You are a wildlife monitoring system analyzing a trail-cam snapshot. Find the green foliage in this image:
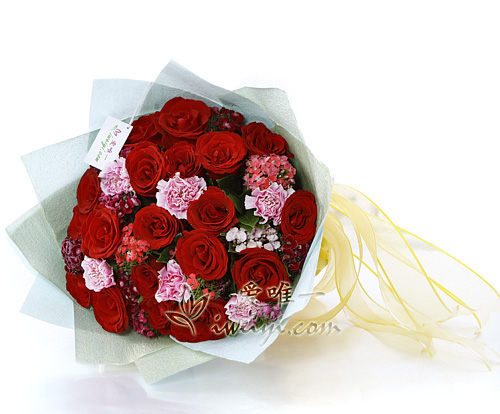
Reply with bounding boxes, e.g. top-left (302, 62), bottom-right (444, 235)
top-left (238, 209), bottom-right (260, 232)
top-left (137, 195), bottom-right (155, 208)
top-left (216, 174), bottom-right (242, 195)
top-left (157, 233), bottom-right (182, 263)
